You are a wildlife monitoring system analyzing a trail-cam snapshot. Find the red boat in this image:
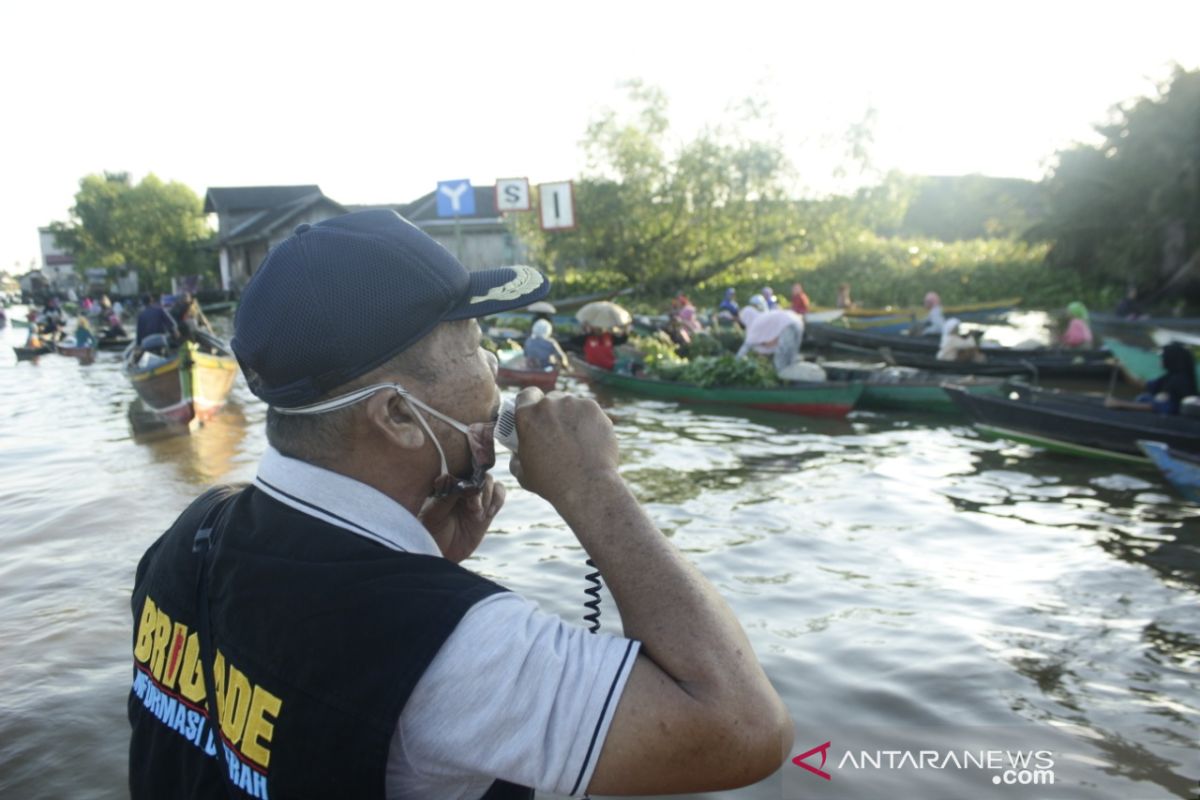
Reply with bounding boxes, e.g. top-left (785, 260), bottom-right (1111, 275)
top-left (496, 354), bottom-right (560, 391)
